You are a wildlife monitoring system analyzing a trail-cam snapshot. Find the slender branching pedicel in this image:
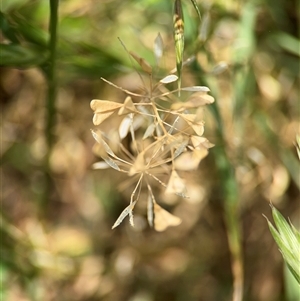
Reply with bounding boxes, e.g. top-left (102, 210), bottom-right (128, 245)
top-left (90, 39), bottom-right (214, 231)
